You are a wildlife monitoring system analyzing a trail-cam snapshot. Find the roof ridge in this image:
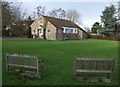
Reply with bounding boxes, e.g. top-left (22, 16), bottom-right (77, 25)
top-left (43, 16), bottom-right (73, 22)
